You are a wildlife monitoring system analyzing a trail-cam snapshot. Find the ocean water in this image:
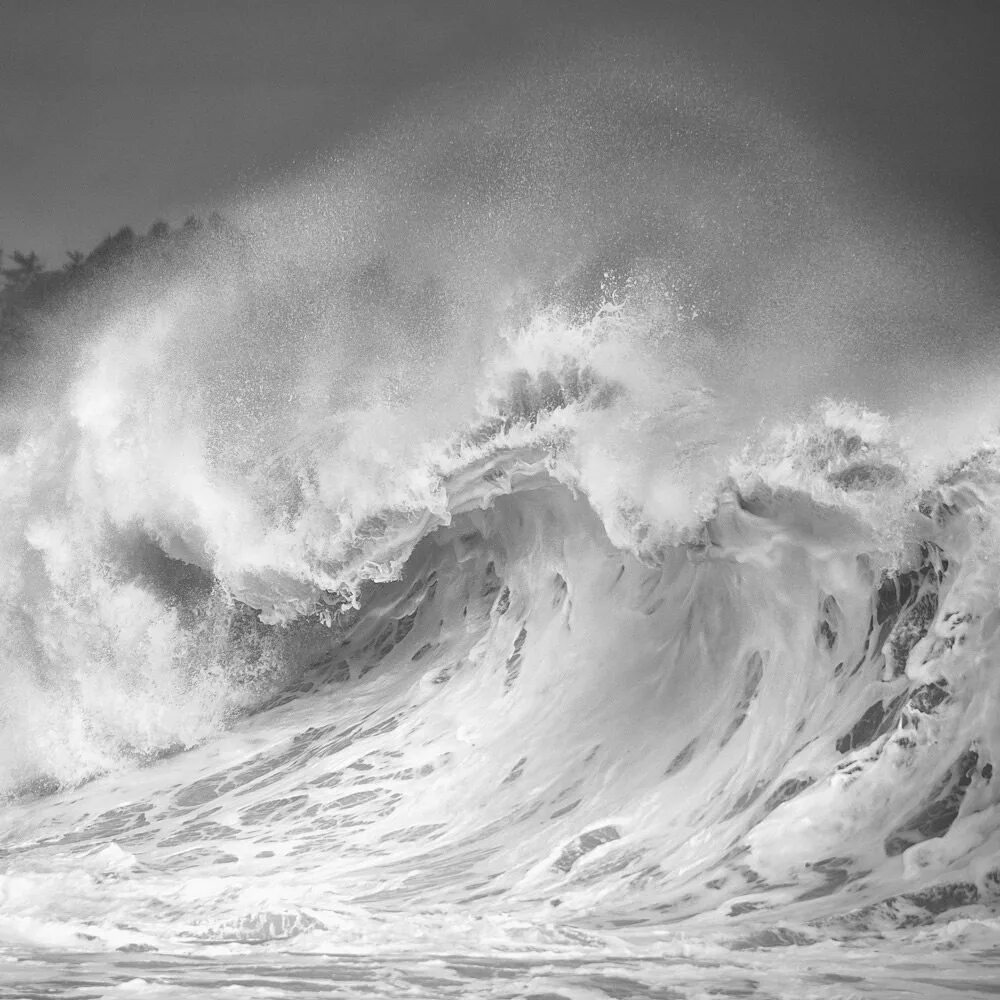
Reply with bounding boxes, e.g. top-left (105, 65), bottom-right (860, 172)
top-left (3, 52), bottom-right (1000, 999)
